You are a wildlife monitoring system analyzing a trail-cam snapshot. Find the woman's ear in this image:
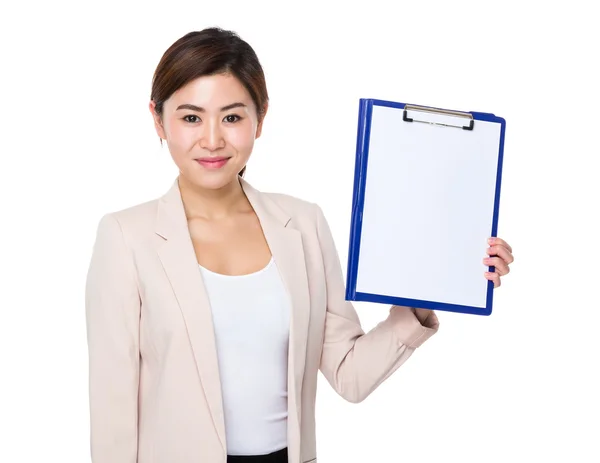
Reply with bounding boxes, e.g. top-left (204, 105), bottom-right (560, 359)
top-left (255, 103), bottom-right (269, 139)
top-left (149, 100), bottom-right (166, 140)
